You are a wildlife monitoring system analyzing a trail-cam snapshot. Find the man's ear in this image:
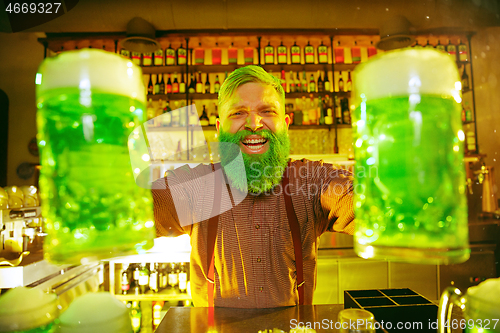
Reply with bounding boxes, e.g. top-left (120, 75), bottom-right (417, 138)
top-left (284, 114), bottom-right (291, 129)
top-left (216, 118), bottom-right (220, 134)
